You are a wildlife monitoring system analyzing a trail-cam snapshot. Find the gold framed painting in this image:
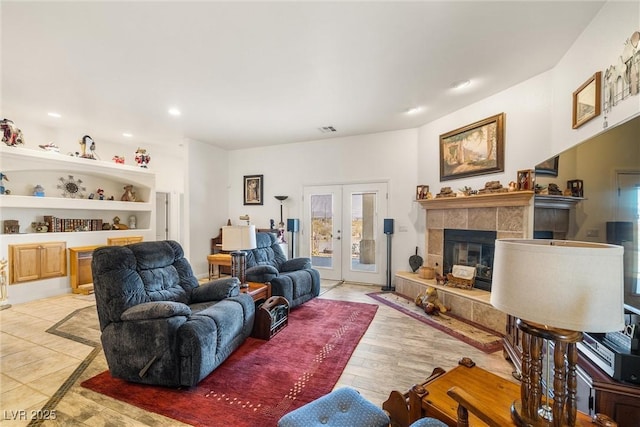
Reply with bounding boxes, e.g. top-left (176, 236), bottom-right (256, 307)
top-left (572, 71), bottom-right (601, 129)
top-left (439, 113), bottom-right (505, 181)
